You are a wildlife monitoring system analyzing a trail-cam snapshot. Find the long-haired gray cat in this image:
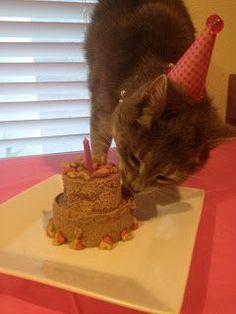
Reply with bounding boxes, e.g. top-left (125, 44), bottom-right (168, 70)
top-left (85, 0), bottom-right (236, 193)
